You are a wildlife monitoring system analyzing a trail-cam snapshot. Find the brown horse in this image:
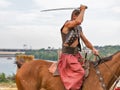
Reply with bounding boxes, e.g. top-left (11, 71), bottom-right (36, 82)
top-left (15, 51), bottom-right (120, 90)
